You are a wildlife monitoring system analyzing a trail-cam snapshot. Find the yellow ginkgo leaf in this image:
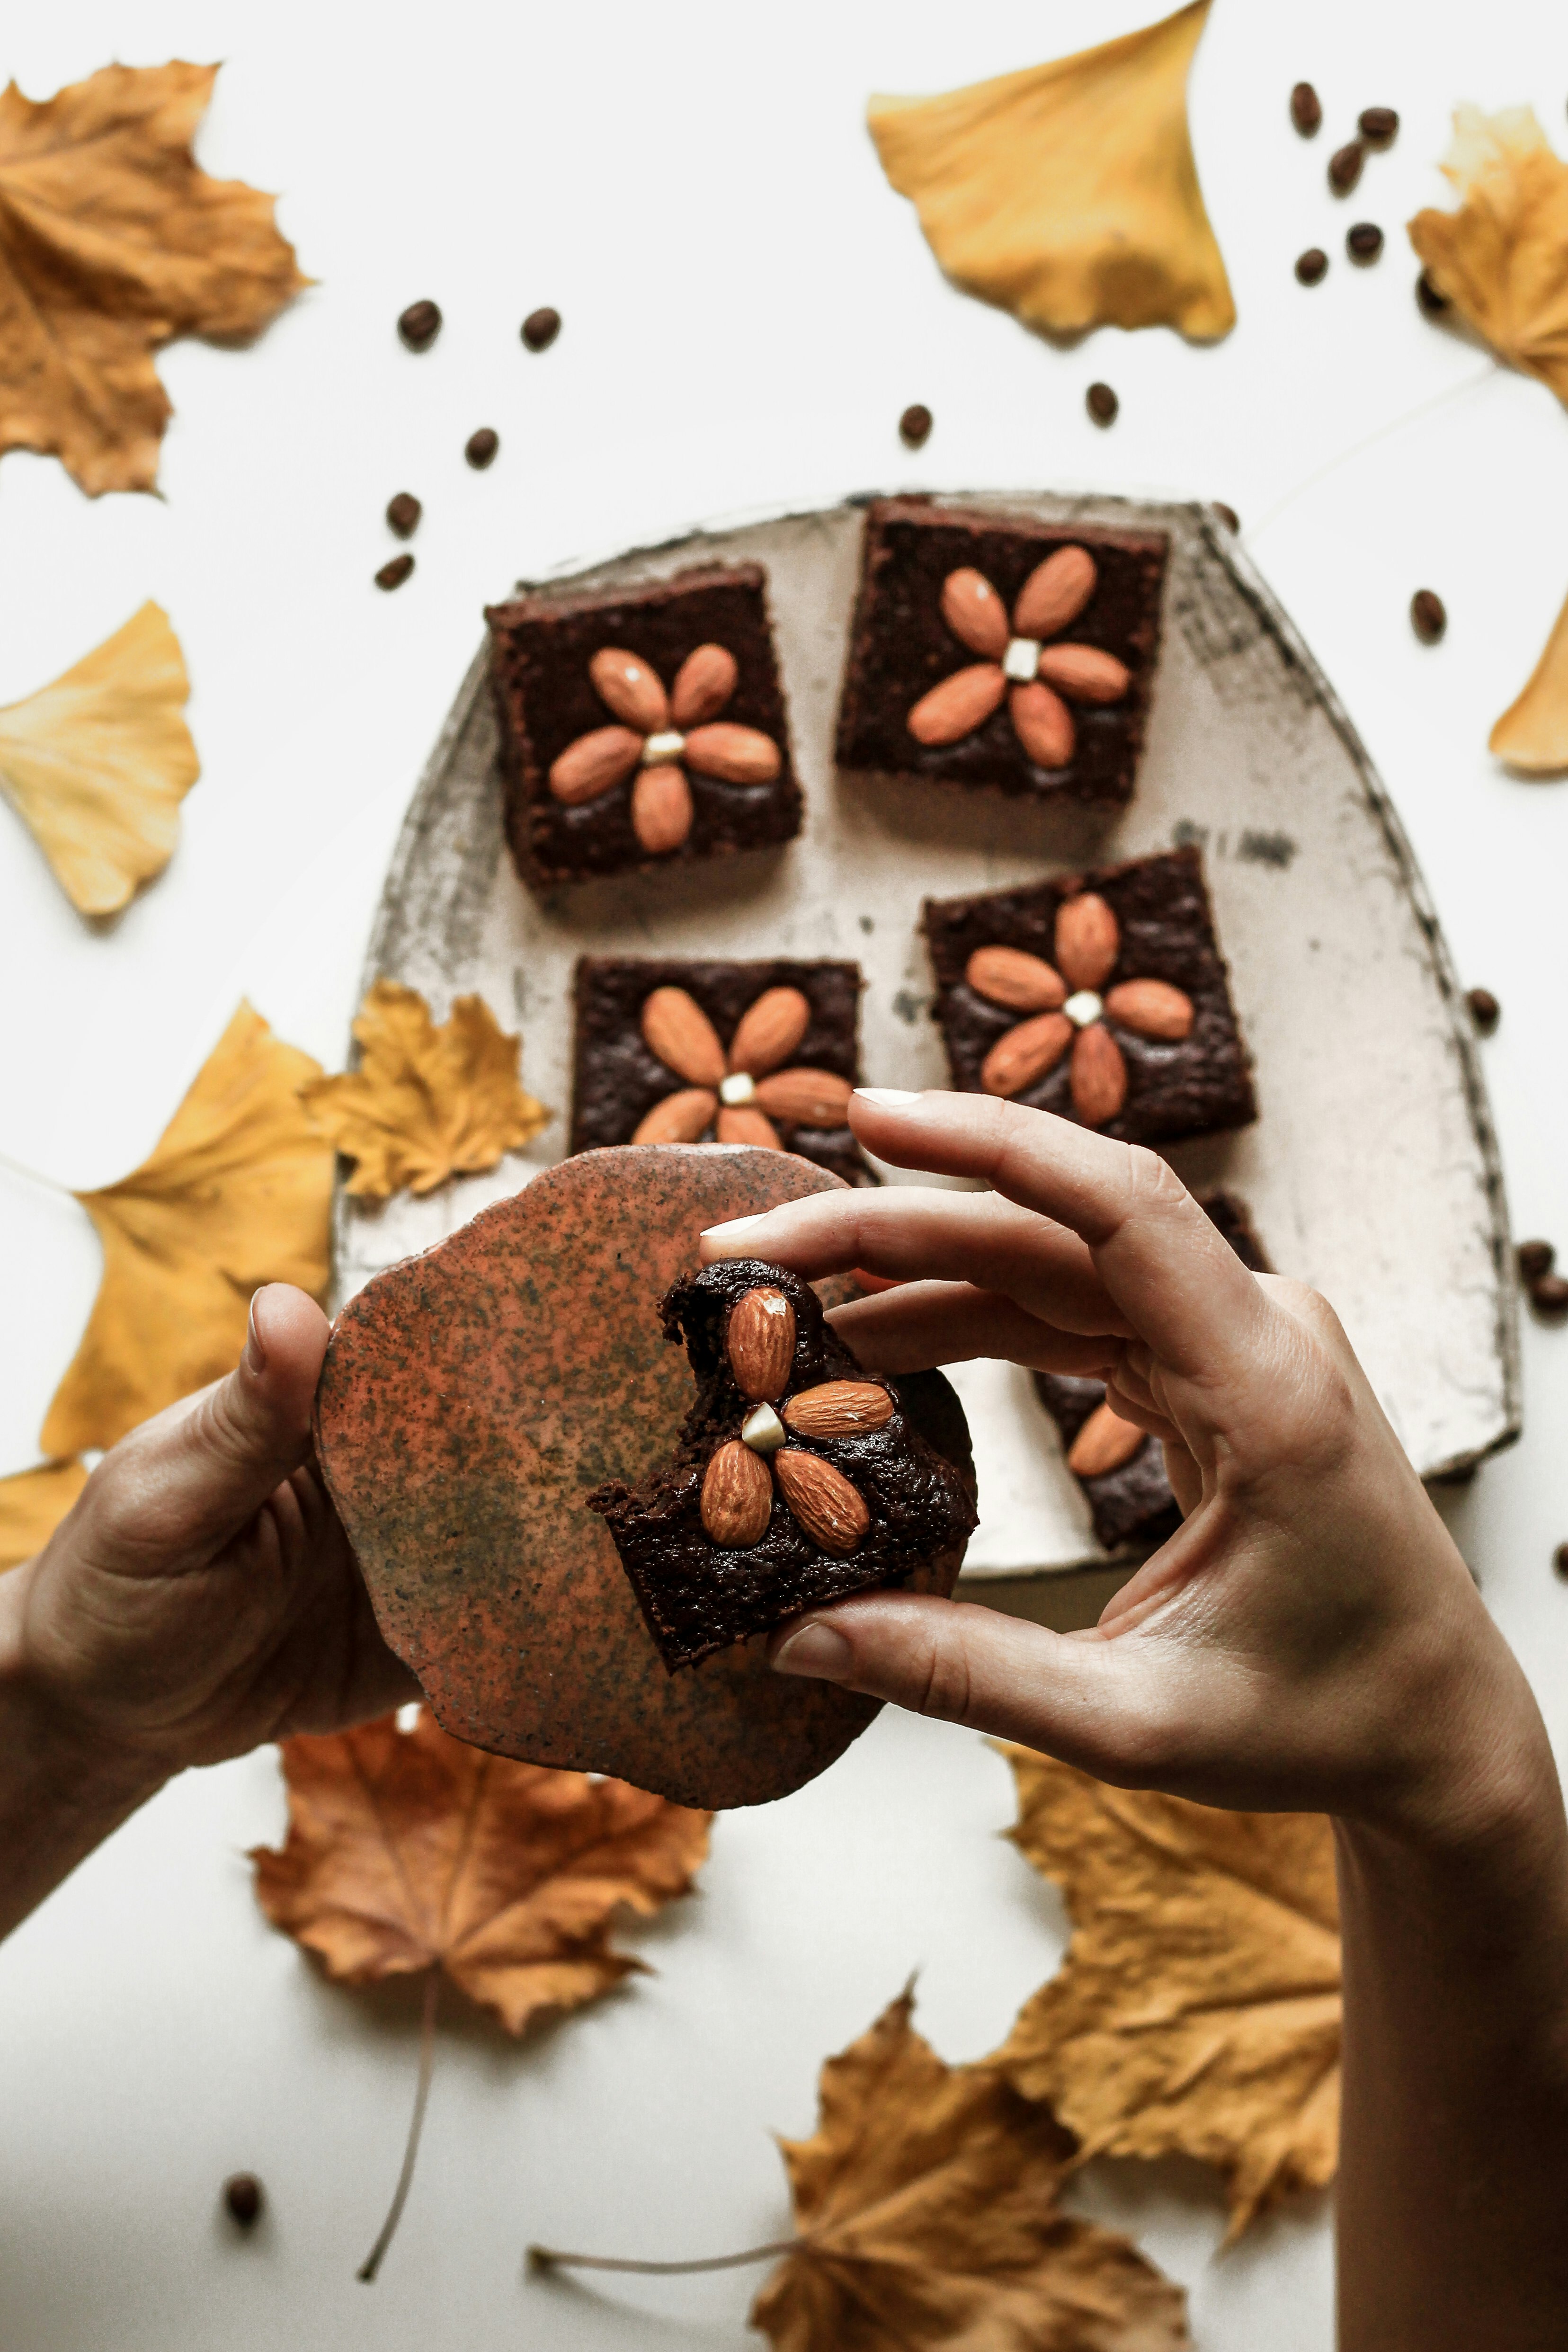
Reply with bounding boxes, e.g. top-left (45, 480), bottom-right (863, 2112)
top-left (1490, 586), bottom-right (1568, 774)
top-left (867, 0), bottom-right (1234, 344)
top-left (301, 979), bottom-right (552, 1201)
top-left (0, 601), bottom-right (200, 916)
top-left (41, 1002), bottom-right (334, 1457)
top-left (0, 1460), bottom-right (88, 1574)
top-left (1409, 107), bottom-right (1568, 407)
